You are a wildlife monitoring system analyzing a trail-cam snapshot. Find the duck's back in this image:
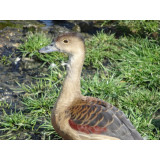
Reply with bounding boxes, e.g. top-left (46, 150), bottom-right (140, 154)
top-left (66, 96), bottom-right (143, 140)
